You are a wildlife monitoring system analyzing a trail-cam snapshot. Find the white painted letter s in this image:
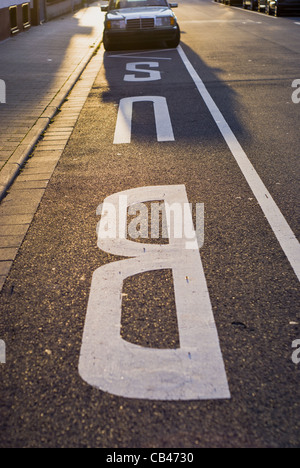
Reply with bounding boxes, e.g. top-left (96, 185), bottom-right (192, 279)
top-left (124, 62), bottom-right (161, 82)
